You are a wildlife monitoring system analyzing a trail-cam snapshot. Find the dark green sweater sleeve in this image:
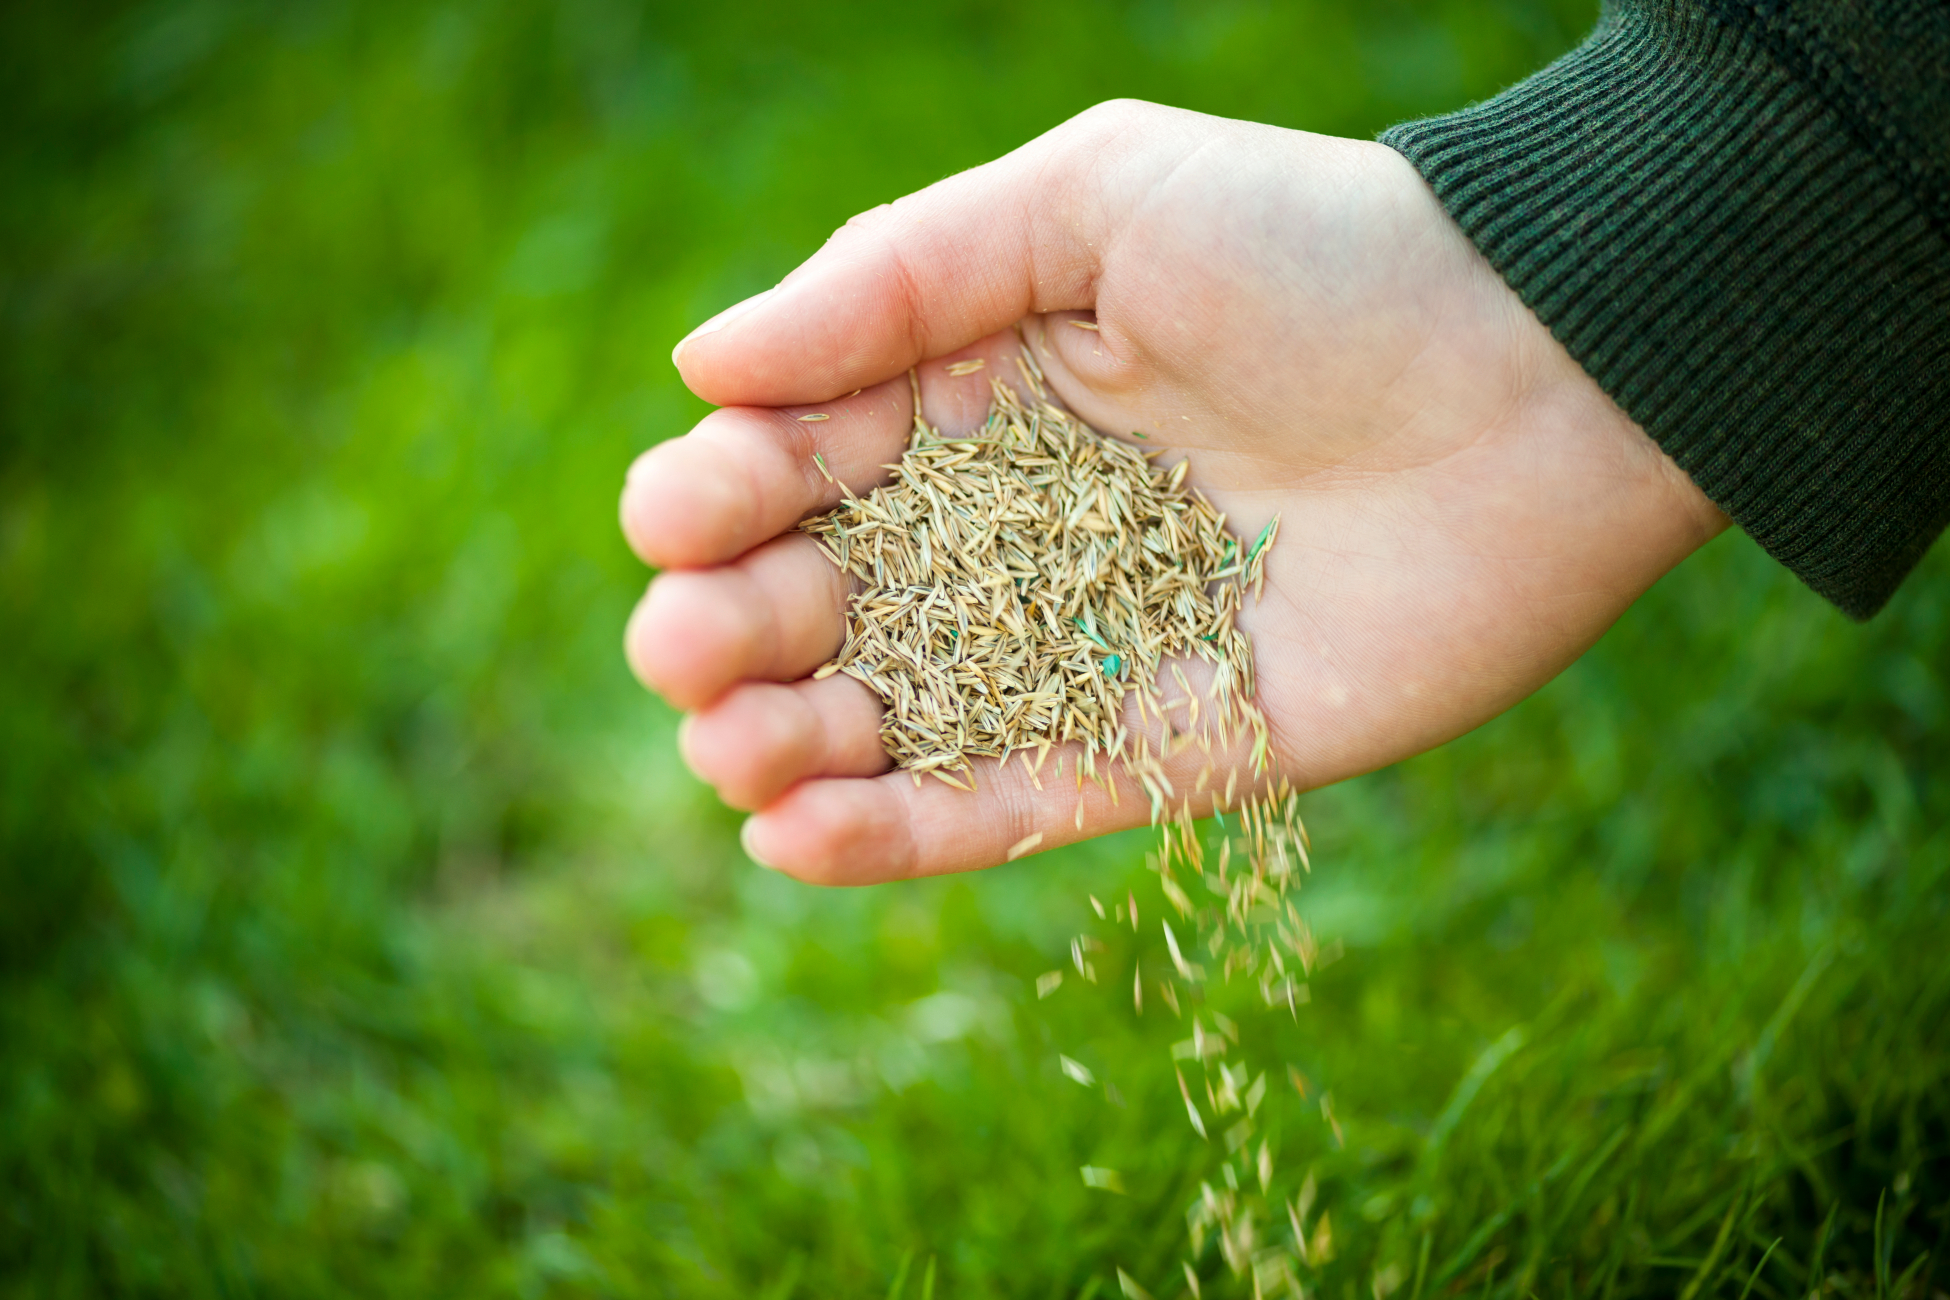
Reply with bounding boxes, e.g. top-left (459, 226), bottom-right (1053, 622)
top-left (1380, 0), bottom-right (1950, 619)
